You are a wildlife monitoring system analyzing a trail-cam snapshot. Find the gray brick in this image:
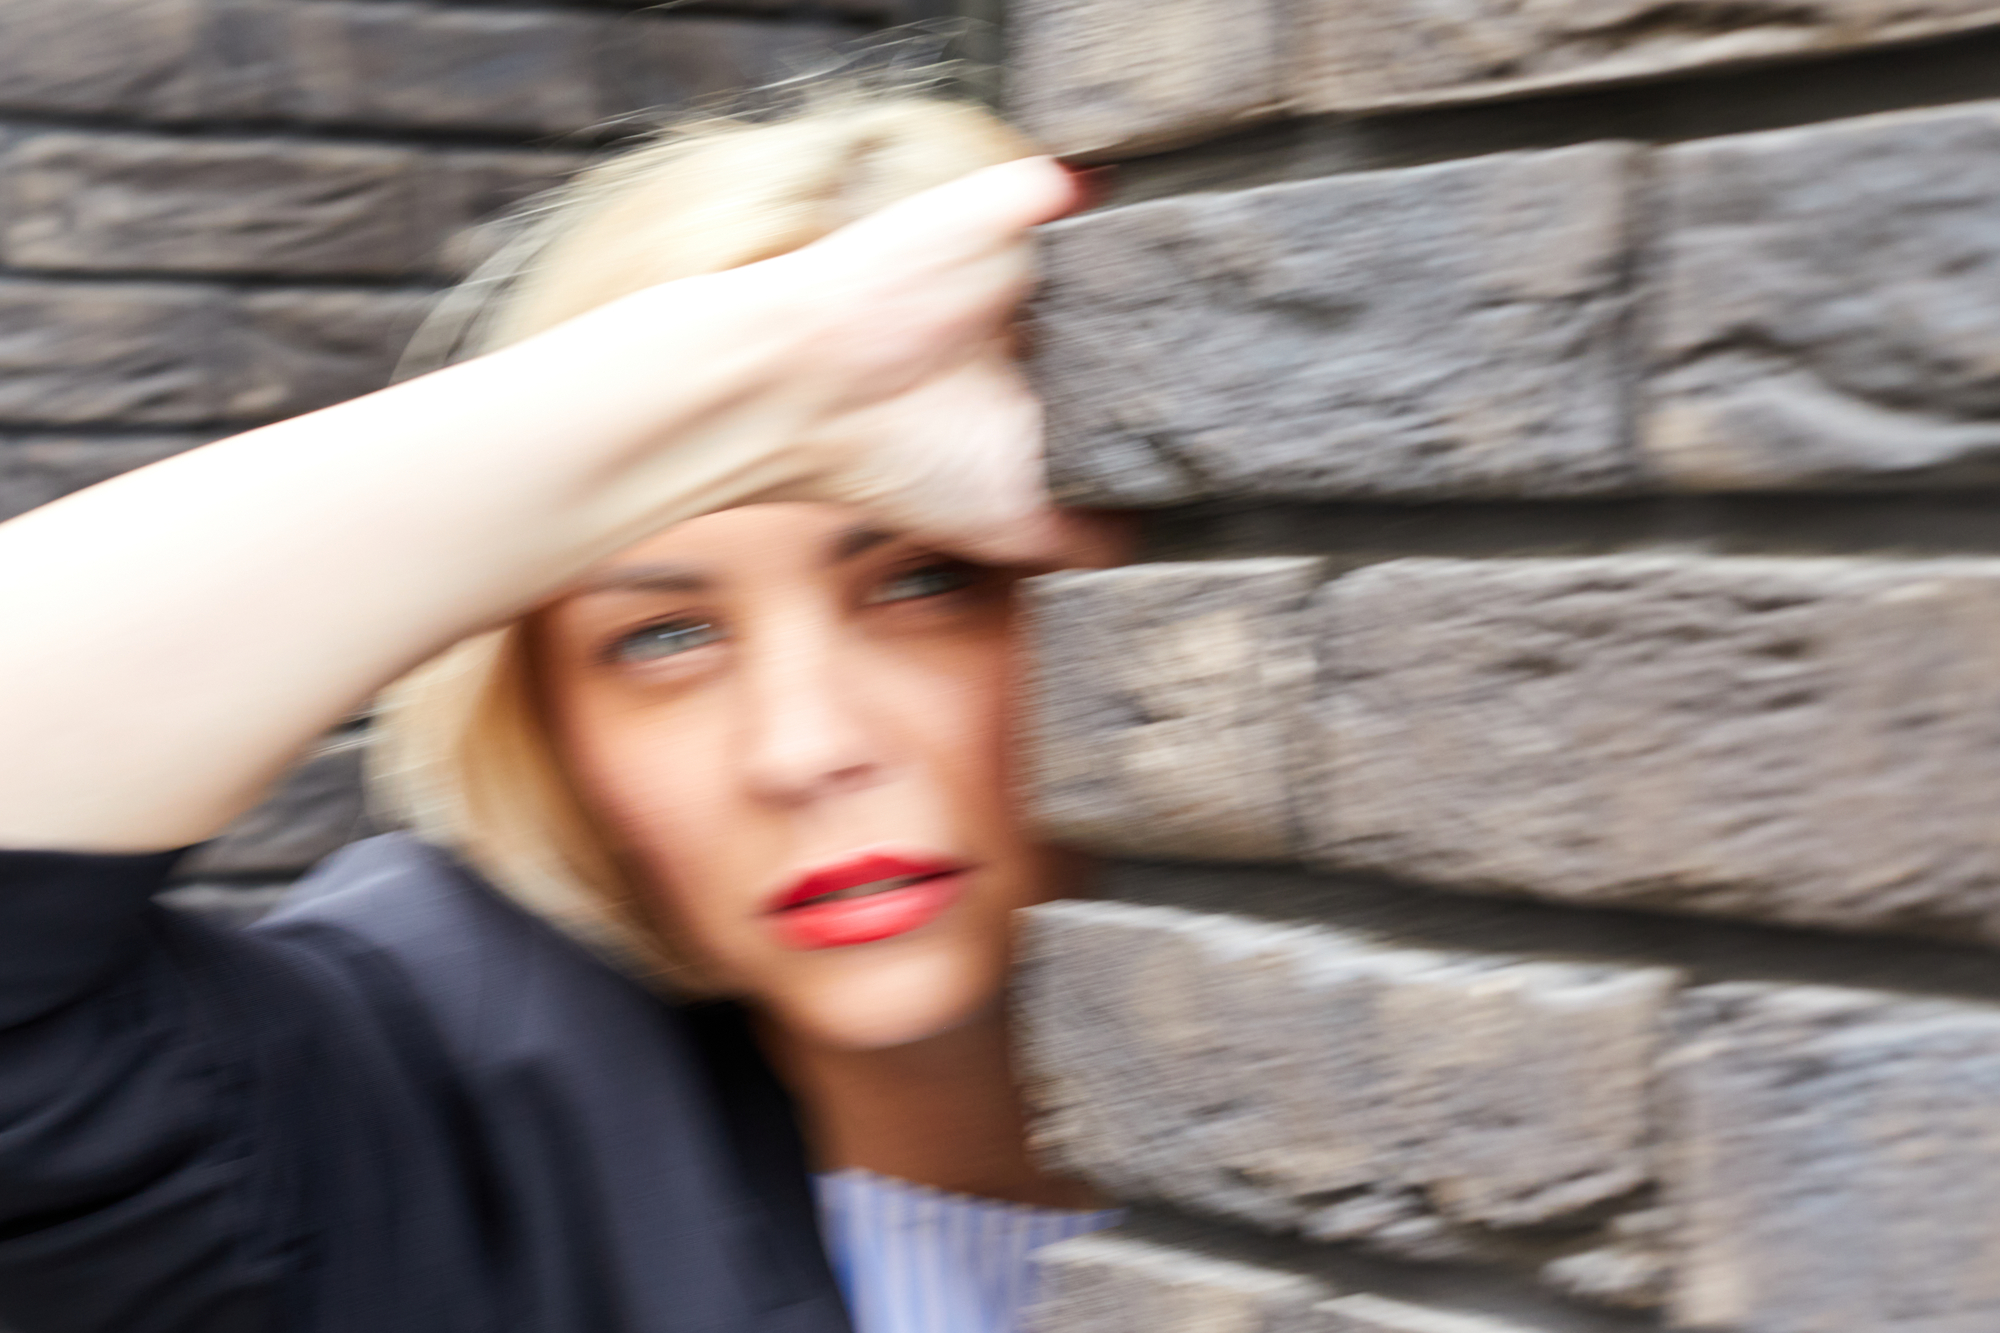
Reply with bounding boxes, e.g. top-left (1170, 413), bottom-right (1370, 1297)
top-left (2, 134), bottom-right (426, 277)
top-left (1031, 144), bottom-right (1638, 507)
top-left (1311, 557), bottom-right (2000, 942)
top-left (195, 0), bottom-right (294, 123)
top-left (0, 281), bottom-right (437, 428)
top-left (1027, 1233), bottom-right (1326, 1333)
top-left (0, 0), bottom-right (206, 119)
top-left (1291, 0), bottom-right (2000, 113)
top-left (599, 17), bottom-right (850, 120)
top-left (1666, 984), bottom-right (2000, 1331)
top-left (0, 434), bottom-right (208, 523)
top-left (1005, 0), bottom-right (1285, 160)
top-left (177, 733), bottom-right (374, 879)
top-left (1017, 901), bottom-right (1675, 1249)
top-left (1023, 560), bottom-right (1321, 862)
top-left (1646, 103), bottom-right (2000, 492)
top-left (1314, 1296), bottom-right (1556, 1333)
top-left (0, 282), bottom-right (223, 425)
top-left (222, 289), bottom-right (433, 421)
top-left (280, 3), bottom-right (605, 135)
